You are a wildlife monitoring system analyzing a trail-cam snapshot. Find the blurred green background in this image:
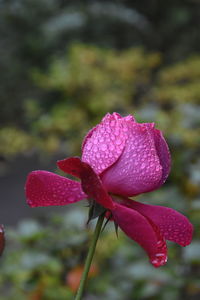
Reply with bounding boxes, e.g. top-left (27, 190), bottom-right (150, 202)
top-left (0, 0), bottom-right (200, 299)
